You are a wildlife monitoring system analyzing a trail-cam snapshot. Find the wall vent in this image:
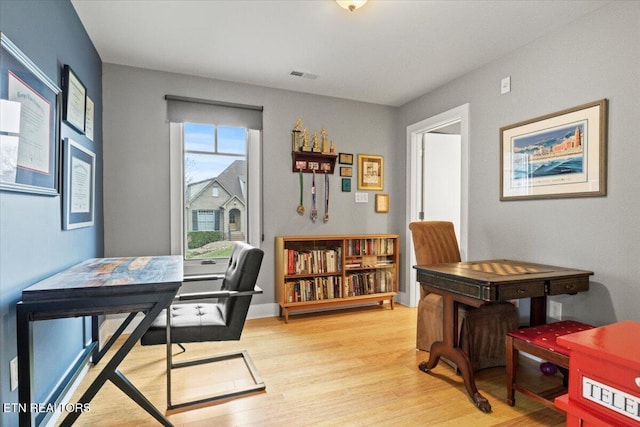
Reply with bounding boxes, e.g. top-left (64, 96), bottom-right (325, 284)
top-left (290, 70), bottom-right (318, 80)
